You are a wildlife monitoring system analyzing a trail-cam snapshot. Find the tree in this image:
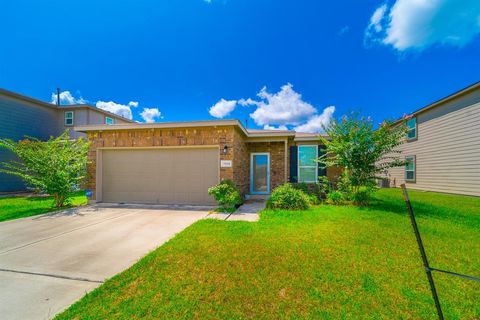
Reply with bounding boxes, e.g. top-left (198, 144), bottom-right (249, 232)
top-left (0, 131), bottom-right (90, 207)
top-left (320, 114), bottom-right (405, 204)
